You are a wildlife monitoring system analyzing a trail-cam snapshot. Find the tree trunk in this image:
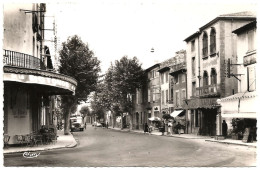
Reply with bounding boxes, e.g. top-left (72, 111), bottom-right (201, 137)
top-left (64, 108), bottom-right (71, 135)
